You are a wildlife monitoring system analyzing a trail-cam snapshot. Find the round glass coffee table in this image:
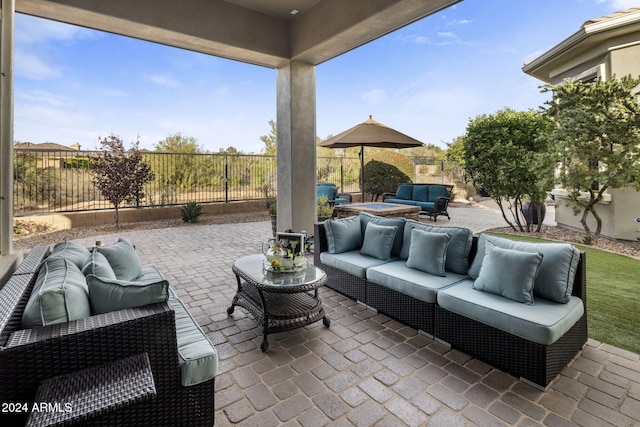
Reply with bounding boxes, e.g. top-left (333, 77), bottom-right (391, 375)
top-left (227, 254), bottom-right (330, 351)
